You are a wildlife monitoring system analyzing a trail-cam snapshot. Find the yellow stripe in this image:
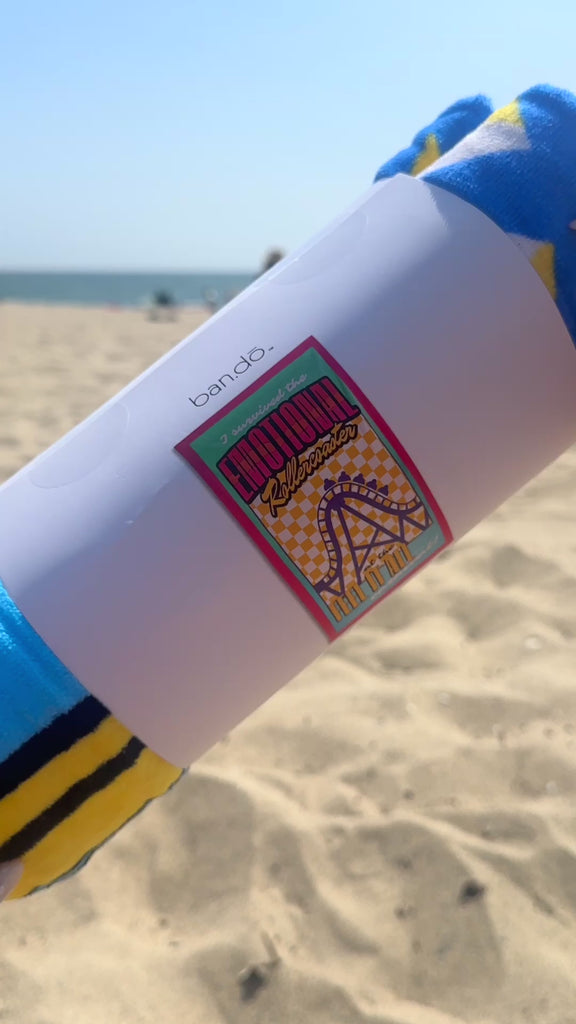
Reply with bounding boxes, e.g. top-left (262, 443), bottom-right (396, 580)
top-left (530, 243), bottom-right (557, 299)
top-left (487, 100), bottom-right (523, 128)
top-left (8, 747), bottom-right (182, 898)
top-left (0, 715), bottom-right (133, 846)
top-left (412, 134), bottom-right (441, 176)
